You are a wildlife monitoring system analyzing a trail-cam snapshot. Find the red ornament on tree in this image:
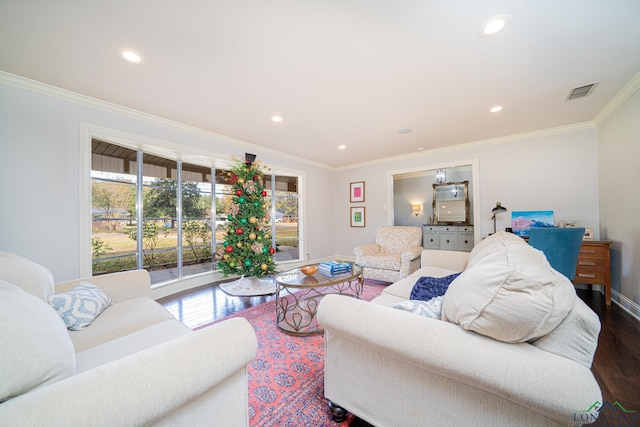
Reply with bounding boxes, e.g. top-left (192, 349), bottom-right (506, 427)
top-left (225, 245), bottom-right (234, 253)
top-left (236, 228), bottom-right (244, 235)
top-left (236, 189), bottom-right (243, 196)
top-left (261, 190), bottom-right (267, 197)
top-left (253, 174), bottom-right (260, 182)
top-left (268, 247), bottom-right (275, 254)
